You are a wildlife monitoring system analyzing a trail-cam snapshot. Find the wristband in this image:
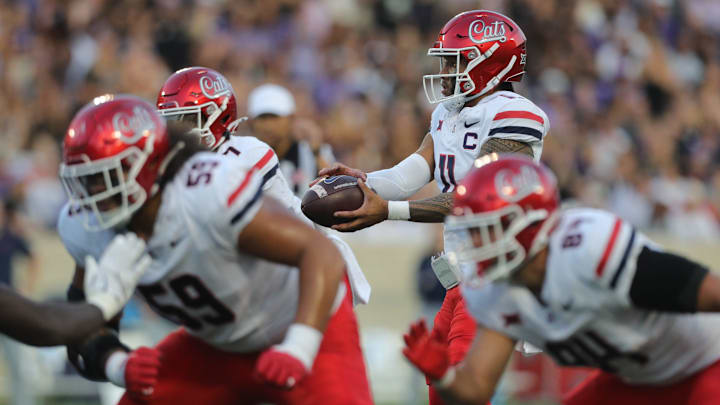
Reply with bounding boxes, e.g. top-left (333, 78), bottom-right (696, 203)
top-left (273, 323), bottom-right (323, 371)
top-left (105, 351), bottom-right (129, 387)
top-left (387, 201), bottom-right (410, 220)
